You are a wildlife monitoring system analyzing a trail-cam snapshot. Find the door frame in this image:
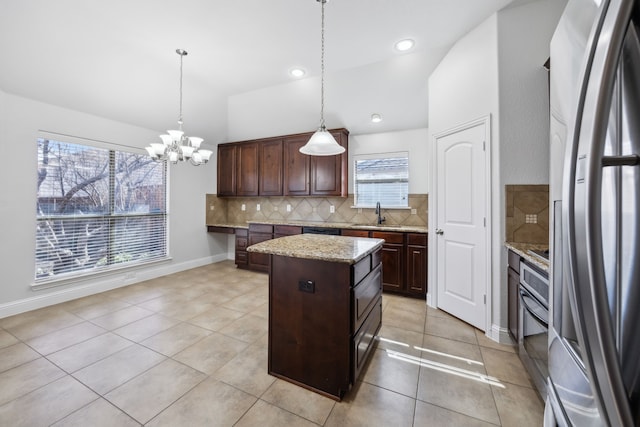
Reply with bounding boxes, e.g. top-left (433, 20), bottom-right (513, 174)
top-left (428, 115), bottom-right (492, 333)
